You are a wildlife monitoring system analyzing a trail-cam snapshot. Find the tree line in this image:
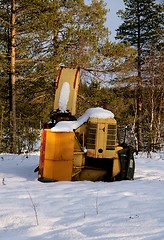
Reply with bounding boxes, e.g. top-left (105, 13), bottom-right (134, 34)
top-left (0, 0), bottom-right (163, 153)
